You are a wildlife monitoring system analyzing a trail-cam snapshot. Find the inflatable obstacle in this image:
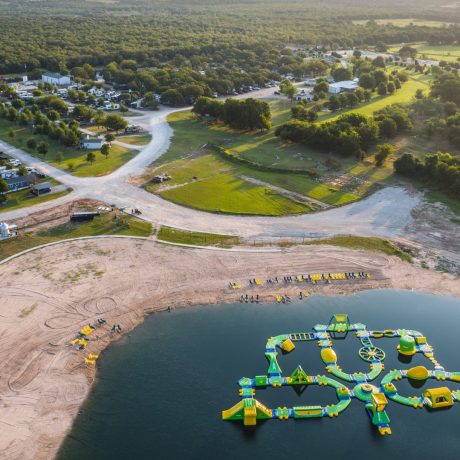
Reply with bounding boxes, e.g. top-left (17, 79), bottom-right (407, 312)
top-left (222, 314), bottom-right (460, 435)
